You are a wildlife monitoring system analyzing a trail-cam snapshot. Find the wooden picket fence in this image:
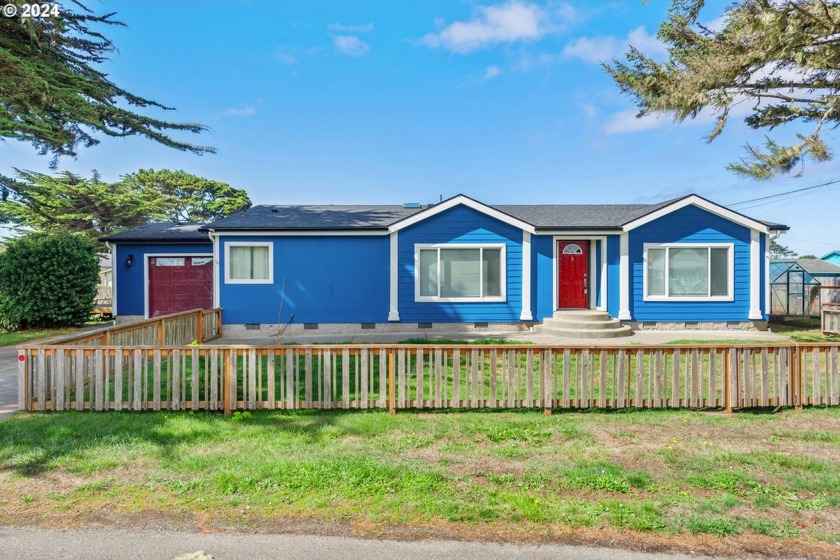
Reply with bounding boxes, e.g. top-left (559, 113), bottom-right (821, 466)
top-left (17, 342), bottom-right (840, 414)
top-left (56, 308), bottom-right (223, 346)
